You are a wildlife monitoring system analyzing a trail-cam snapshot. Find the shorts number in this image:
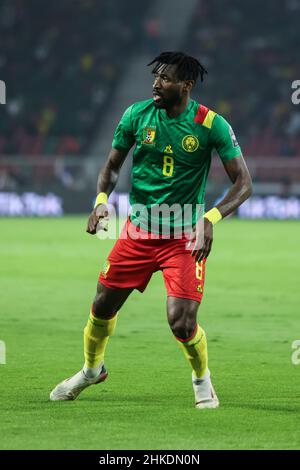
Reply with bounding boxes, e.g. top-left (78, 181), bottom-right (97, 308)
top-left (162, 155), bottom-right (174, 177)
top-left (195, 261), bottom-right (203, 280)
